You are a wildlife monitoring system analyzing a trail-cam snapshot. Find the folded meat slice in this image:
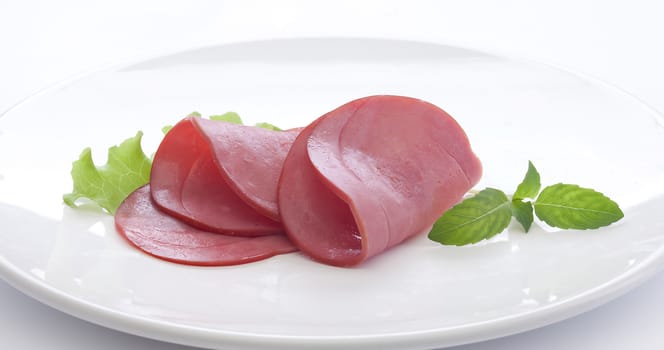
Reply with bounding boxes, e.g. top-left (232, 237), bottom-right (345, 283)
top-left (278, 95), bottom-right (482, 266)
top-left (116, 185), bottom-right (297, 266)
top-left (150, 116), bottom-right (299, 235)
